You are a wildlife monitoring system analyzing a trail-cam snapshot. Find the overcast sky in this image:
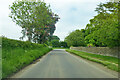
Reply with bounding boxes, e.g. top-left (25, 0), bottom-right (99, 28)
top-left (0, 0), bottom-right (108, 41)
